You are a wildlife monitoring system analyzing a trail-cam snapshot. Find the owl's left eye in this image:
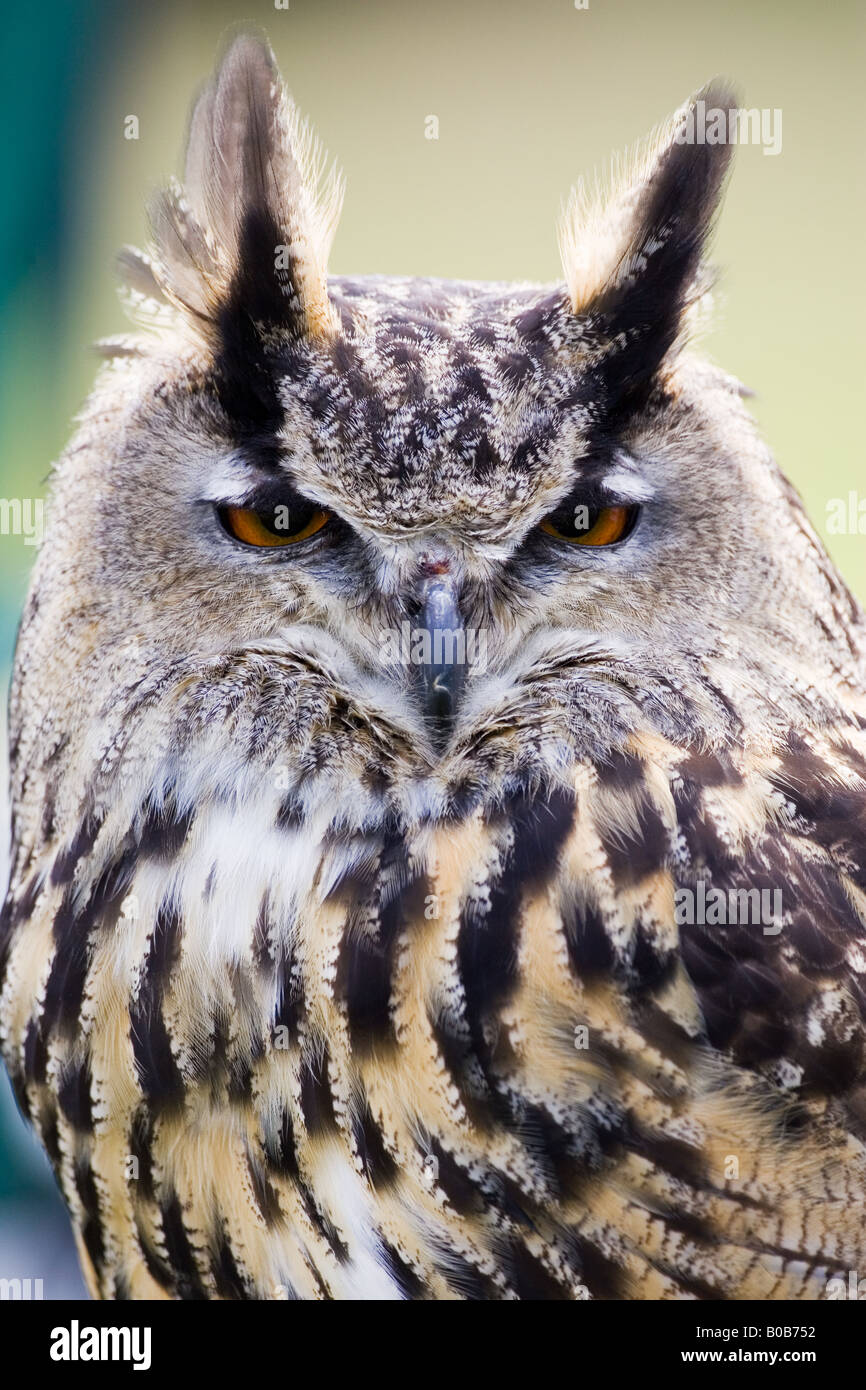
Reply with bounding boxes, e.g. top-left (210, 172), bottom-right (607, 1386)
top-left (218, 498), bottom-right (332, 547)
top-left (539, 502), bottom-right (637, 546)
